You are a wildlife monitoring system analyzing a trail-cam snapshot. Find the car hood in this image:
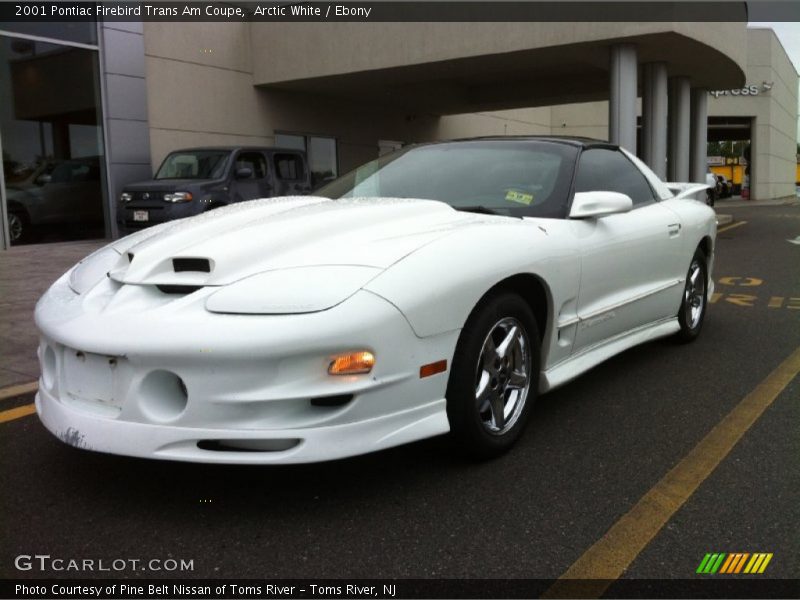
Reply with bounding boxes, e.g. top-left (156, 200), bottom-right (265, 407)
top-left (123, 179), bottom-right (219, 191)
top-left (108, 196), bottom-right (489, 286)
top-left (5, 186), bottom-right (31, 200)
